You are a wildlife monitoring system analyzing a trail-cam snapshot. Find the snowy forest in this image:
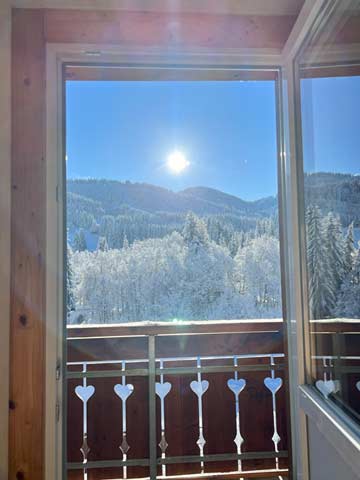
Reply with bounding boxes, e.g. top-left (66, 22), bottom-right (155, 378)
top-left (67, 173), bottom-right (360, 324)
top-left (306, 207), bottom-right (359, 319)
